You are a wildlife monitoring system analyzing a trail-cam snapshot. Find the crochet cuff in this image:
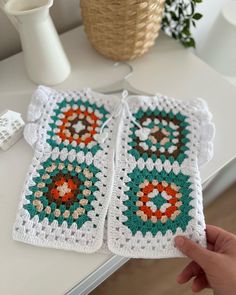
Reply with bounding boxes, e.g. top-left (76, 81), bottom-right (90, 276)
top-left (24, 86), bottom-right (53, 147)
top-left (192, 98), bottom-right (215, 167)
